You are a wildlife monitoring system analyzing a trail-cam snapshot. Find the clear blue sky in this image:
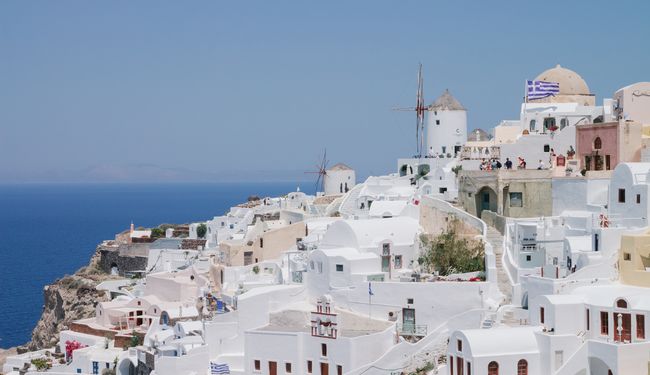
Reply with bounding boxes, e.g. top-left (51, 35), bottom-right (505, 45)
top-left (1, 1), bottom-right (648, 183)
